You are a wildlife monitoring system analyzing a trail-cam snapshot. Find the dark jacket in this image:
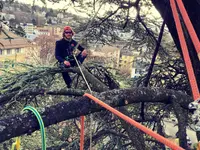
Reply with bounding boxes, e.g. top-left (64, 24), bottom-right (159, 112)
top-left (55, 38), bottom-right (84, 62)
